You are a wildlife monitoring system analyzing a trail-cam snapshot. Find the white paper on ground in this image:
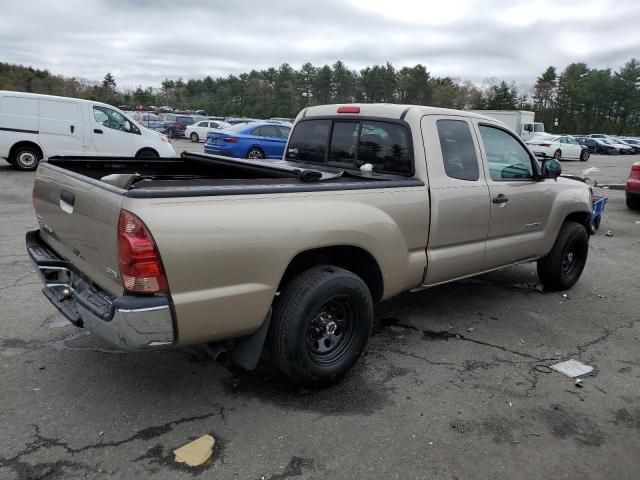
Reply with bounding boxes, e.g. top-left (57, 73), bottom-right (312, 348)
top-left (550, 359), bottom-right (594, 378)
